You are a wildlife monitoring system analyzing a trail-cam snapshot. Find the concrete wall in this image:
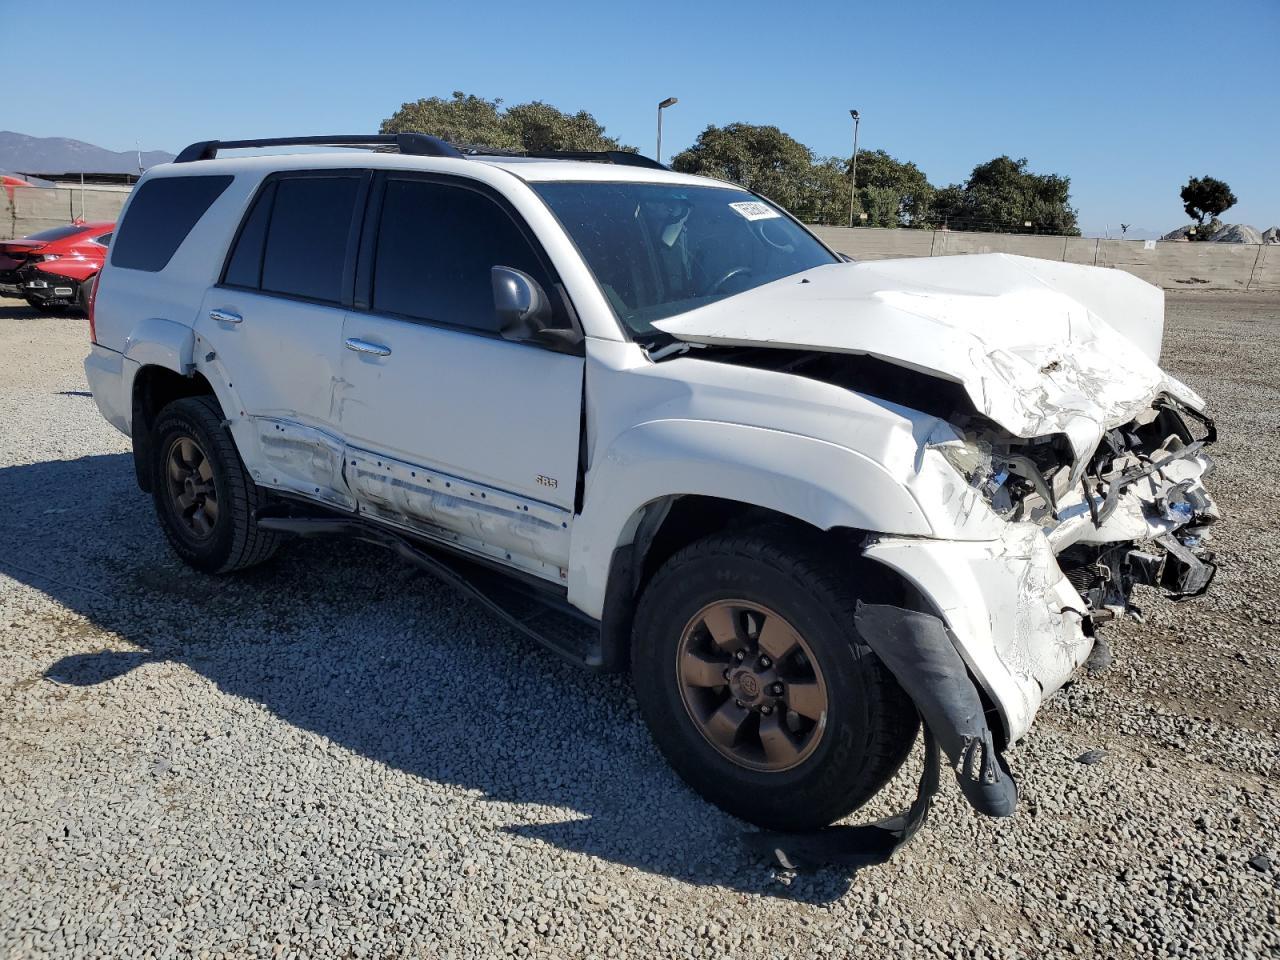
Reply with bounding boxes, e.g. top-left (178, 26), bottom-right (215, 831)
top-left (812, 226), bottom-right (1278, 292)
top-left (4, 185), bottom-right (1276, 292)
top-left (2, 185), bottom-right (131, 240)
